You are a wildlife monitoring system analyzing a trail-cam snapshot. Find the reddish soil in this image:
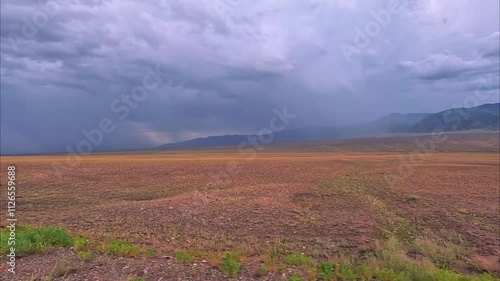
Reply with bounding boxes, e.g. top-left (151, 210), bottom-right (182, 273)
top-left (0, 135), bottom-right (498, 280)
